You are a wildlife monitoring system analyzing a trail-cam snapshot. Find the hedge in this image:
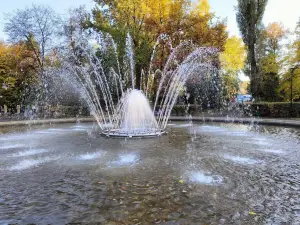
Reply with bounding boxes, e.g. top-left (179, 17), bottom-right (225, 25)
top-left (170, 103), bottom-right (300, 118)
top-left (4, 102), bottom-right (298, 119)
top-left (249, 102), bottom-right (300, 118)
top-left (39, 106), bottom-right (90, 118)
top-left (171, 105), bottom-right (201, 116)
